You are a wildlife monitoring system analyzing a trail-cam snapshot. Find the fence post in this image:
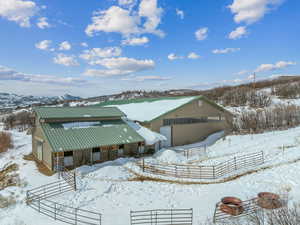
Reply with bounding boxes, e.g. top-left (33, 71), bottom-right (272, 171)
top-left (38, 198), bottom-right (41, 212)
top-left (73, 171), bottom-right (77, 191)
top-left (213, 166), bottom-right (215, 179)
top-left (142, 158), bottom-right (145, 172)
top-left (100, 213), bottom-right (102, 225)
top-left (54, 202), bottom-right (56, 220)
top-left (75, 208), bottom-right (78, 225)
top-left (171, 209), bottom-right (173, 224)
top-left (234, 157), bottom-right (237, 170)
top-left (261, 151), bottom-right (264, 164)
top-left (26, 191), bottom-right (29, 205)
